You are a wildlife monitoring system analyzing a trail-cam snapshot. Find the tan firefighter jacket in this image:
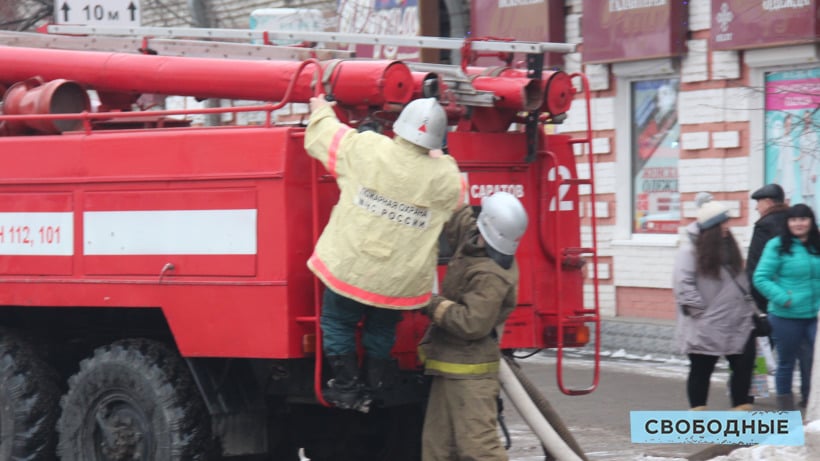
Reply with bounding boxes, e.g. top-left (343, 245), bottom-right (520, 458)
top-left (419, 205), bottom-right (519, 378)
top-left (304, 105), bottom-right (465, 309)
